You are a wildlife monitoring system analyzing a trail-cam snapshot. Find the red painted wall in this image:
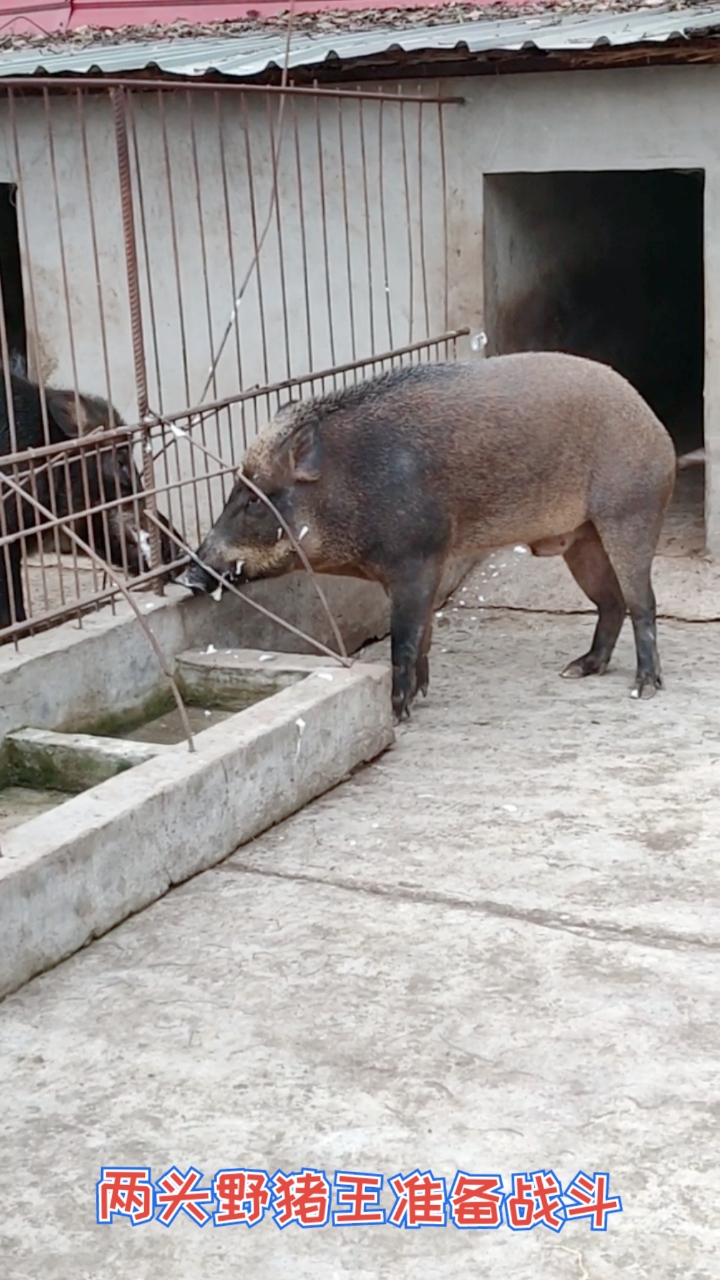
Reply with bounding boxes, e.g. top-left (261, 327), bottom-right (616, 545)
top-left (0, 0), bottom-right (540, 41)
